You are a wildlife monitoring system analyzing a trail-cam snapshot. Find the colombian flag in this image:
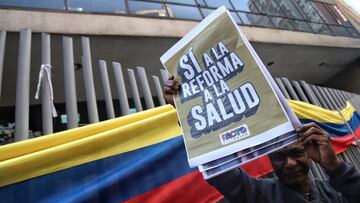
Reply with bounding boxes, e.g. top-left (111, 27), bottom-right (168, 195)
top-left (290, 100), bottom-right (360, 154)
top-left (0, 101), bottom-right (359, 202)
